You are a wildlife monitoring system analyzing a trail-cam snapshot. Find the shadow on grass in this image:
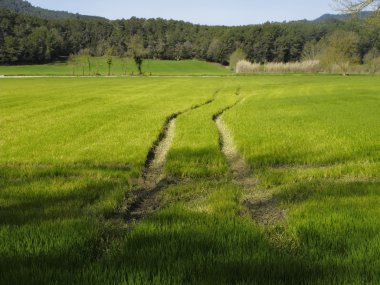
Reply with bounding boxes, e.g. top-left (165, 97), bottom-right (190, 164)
top-left (277, 180), bottom-right (380, 204)
top-left (1, 164), bottom-right (379, 284)
top-left (0, 162), bottom-right (130, 284)
top-left (0, 180), bottom-right (121, 226)
top-left (86, 209), bottom-right (331, 285)
top-left (167, 147), bottom-right (228, 178)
